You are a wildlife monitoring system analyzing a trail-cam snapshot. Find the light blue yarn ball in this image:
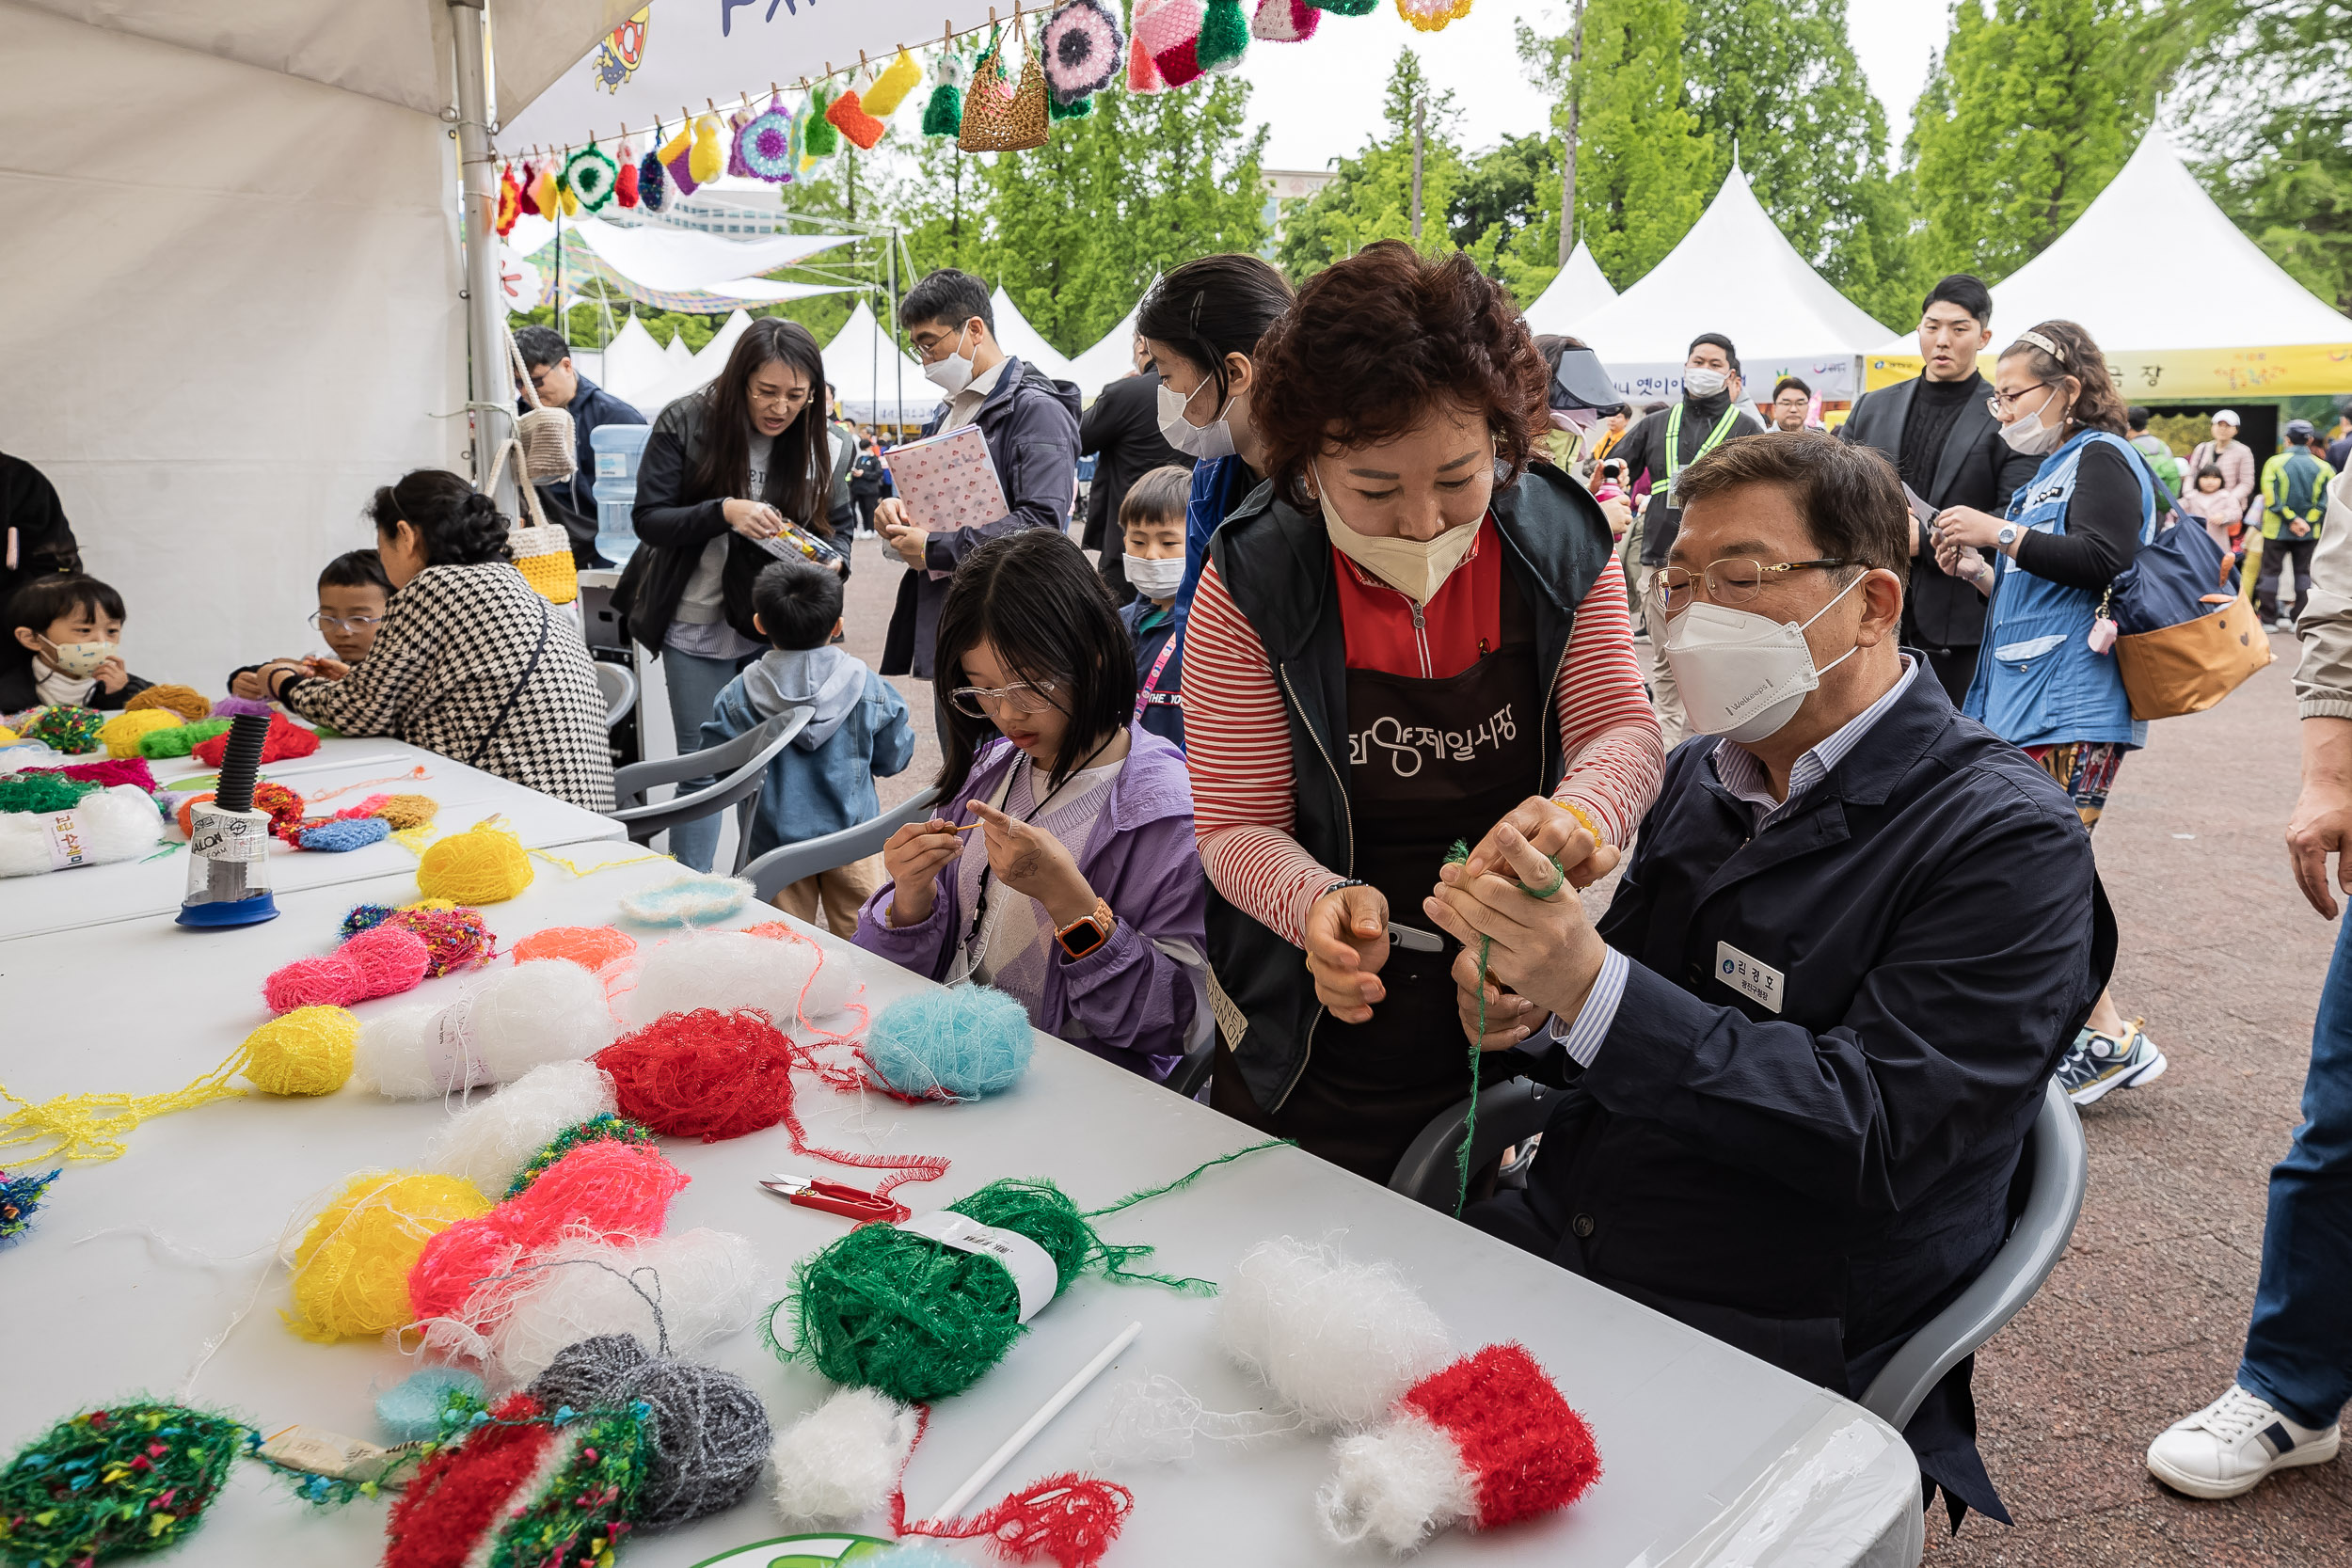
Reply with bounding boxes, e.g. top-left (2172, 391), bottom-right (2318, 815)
top-left (374, 1367), bottom-right (485, 1441)
top-left (299, 816), bottom-right (390, 852)
top-left (872, 1544), bottom-right (971, 1567)
top-left (866, 985), bottom-right (1034, 1101)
